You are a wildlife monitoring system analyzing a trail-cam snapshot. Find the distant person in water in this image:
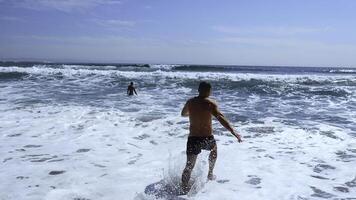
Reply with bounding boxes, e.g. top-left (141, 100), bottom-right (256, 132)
top-left (127, 82), bottom-right (137, 96)
top-left (180, 81), bottom-right (242, 193)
